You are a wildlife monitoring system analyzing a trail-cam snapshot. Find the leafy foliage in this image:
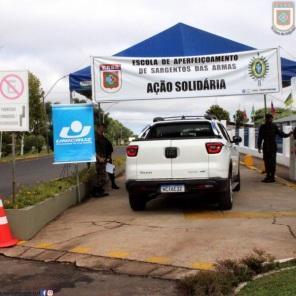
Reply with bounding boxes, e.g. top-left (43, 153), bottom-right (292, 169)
top-left (206, 105), bottom-right (230, 121)
top-left (24, 135), bottom-right (45, 153)
top-left (28, 72), bottom-right (46, 135)
top-left (3, 176), bottom-right (77, 209)
top-left (3, 167), bottom-right (94, 209)
top-left (73, 98), bottom-right (133, 144)
top-left (234, 110), bottom-right (249, 127)
top-left (254, 107), bottom-right (296, 125)
top-left (178, 249), bottom-right (281, 296)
